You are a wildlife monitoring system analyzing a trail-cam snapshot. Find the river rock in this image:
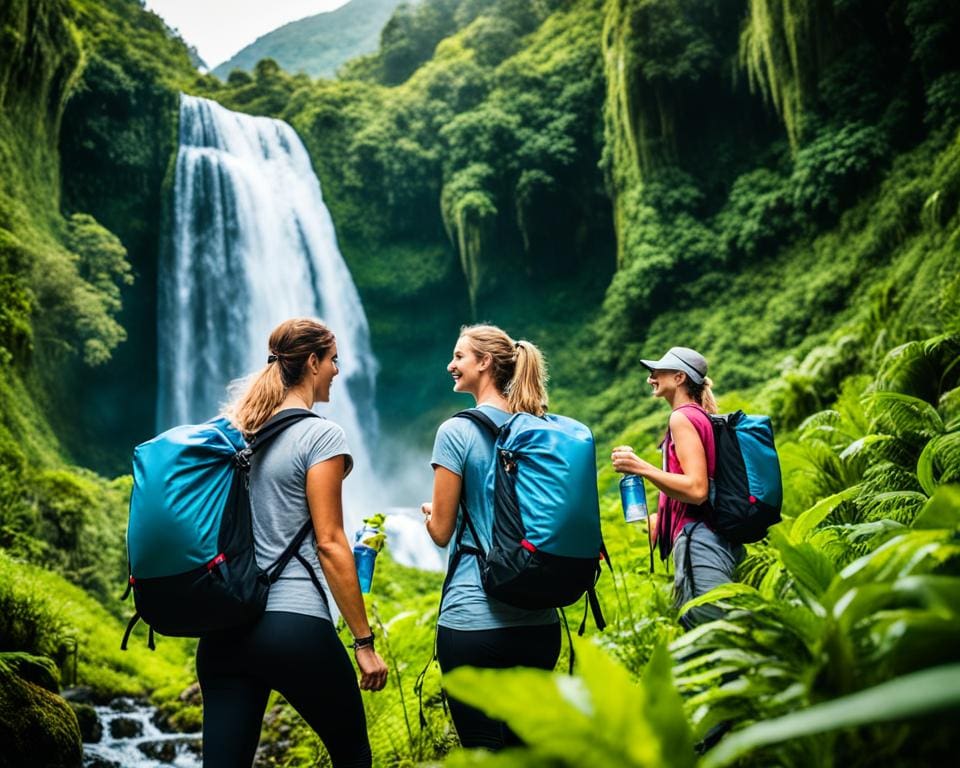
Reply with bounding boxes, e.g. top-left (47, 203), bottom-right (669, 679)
top-left (107, 695), bottom-right (140, 712)
top-left (83, 756), bottom-right (121, 768)
top-left (62, 685), bottom-right (97, 704)
top-left (138, 736), bottom-right (201, 762)
top-left (109, 715), bottom-right (143, 739)
top-left (0, 668), bottom-right (82, 768)
top-left (179, 681), bottom-right (202, 705)
top-left (70, 701), bottom-right (102, 742)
